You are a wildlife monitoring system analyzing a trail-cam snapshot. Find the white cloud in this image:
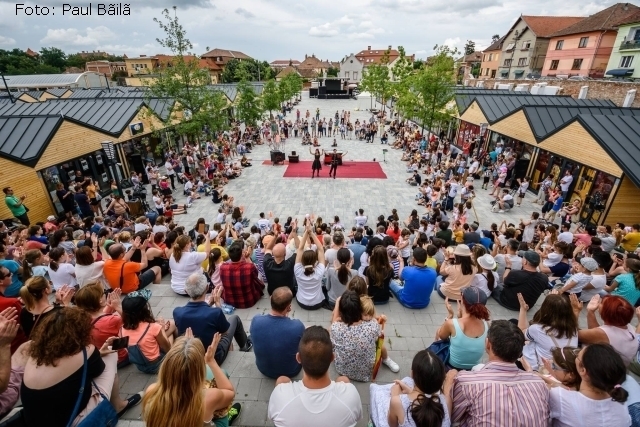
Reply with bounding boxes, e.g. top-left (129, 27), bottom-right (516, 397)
top-left (359, 20), bottom-right (374, 29)
top-left (235, 7), bottom-right (255, 19)
top-left (442, 37), bottom-right (462, 50)
top-left (0, 35), bottom-right (15, 45)
top-left (309, 22), bottom-right (340, 37)
top-left (40, 26), bottom-right (116, 46)
top-left (347, 32), bottom-right (375, 40)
